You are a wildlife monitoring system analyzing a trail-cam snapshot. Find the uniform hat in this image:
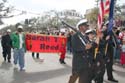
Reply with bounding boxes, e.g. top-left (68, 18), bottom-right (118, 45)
top-left (85, 29), bottom-right (96, 35)
top-left (17, 25), bottom-right (23, 29)
top-left (60, 29), bottom-right (65, 33)
top-left (7, 29), bottom-right (11, 32)
top-left (76, 19), bottom-right (89, 29)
